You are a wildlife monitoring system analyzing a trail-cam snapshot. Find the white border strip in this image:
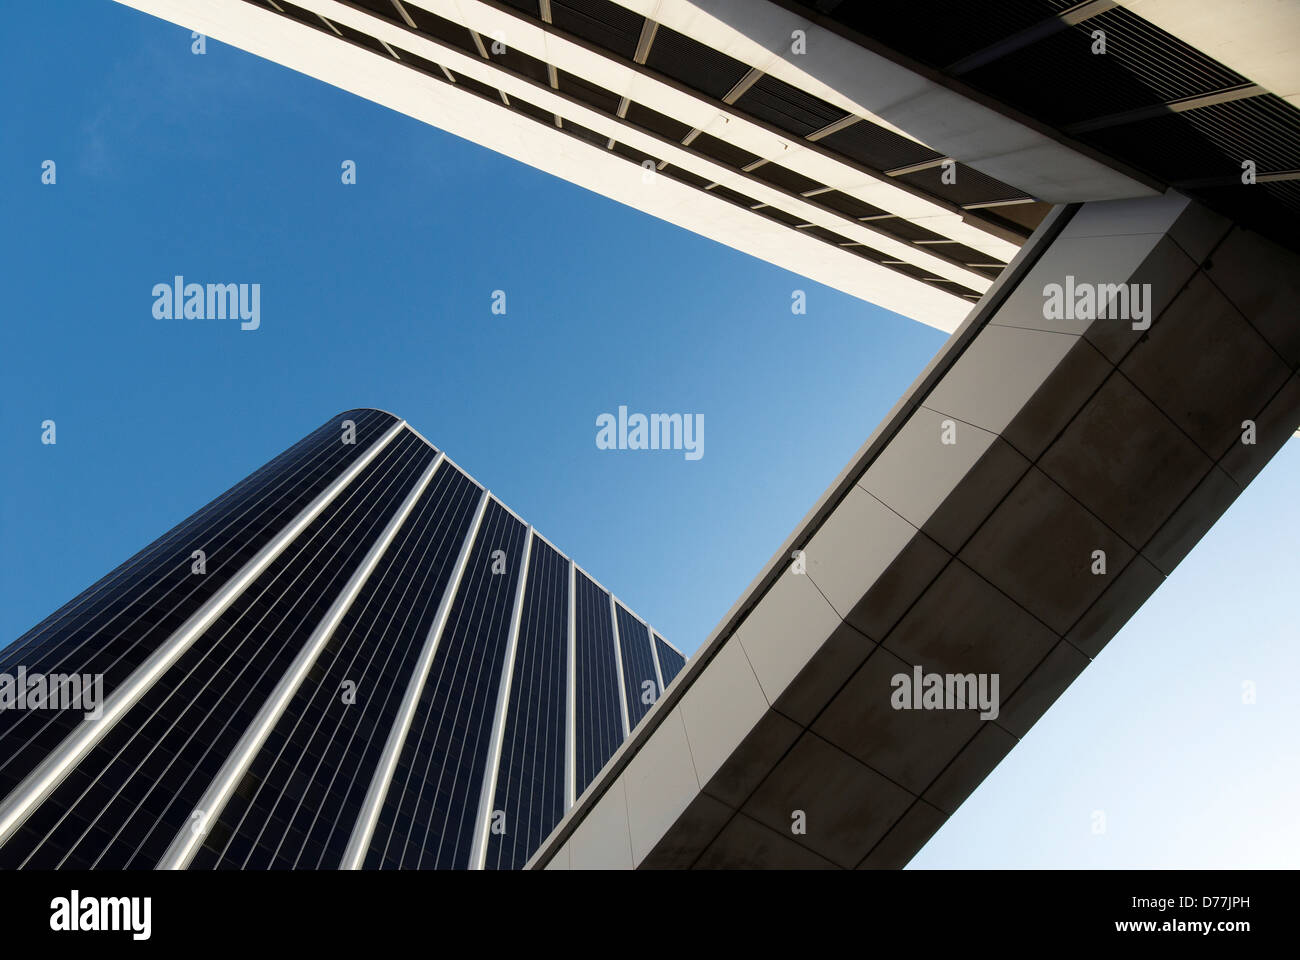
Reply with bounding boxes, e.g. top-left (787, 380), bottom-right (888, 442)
top-left (158, 449), bottom-right (444, 869)
top-left (339, 486), bottom-right (490, 869)
top-left (564, 560), bottom-right (577, 811)
top-left (467, 524), bottom-right (534, 870)
top-left (646, 622), bottom-right (666, 695)
top-left (0, 418), bottom-right (406, 852)
top-left (608, 594), bottom-right (631, 739)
